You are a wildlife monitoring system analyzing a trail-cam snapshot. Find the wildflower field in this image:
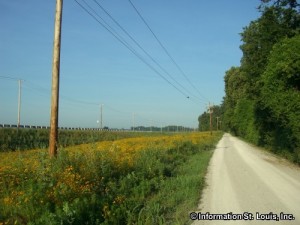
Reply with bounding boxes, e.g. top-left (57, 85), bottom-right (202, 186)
top-left (0, 128), bottom-right (158, 152)
top-left (0, 131), bottom-right (222, 225)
